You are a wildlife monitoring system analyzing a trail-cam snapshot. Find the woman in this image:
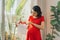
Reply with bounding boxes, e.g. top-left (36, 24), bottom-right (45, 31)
top-left (16, 5), bottom-right (45, 40)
